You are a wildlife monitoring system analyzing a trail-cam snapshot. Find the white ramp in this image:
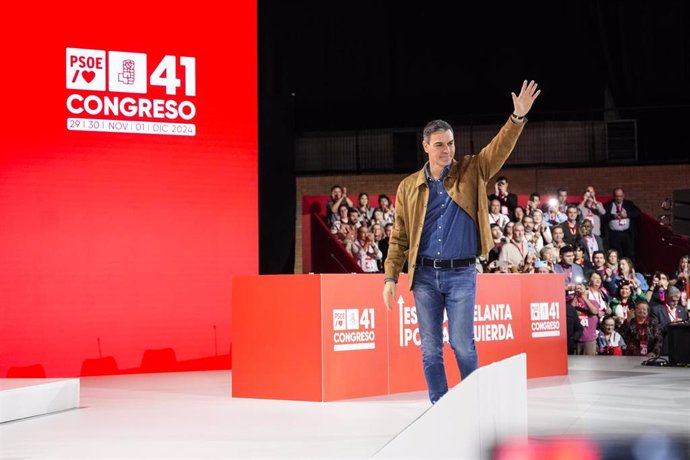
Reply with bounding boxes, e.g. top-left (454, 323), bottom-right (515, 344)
top-left (0, 379), bottom-right (80, 423)
top-left (375, 354), bottom-right (527, 460)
